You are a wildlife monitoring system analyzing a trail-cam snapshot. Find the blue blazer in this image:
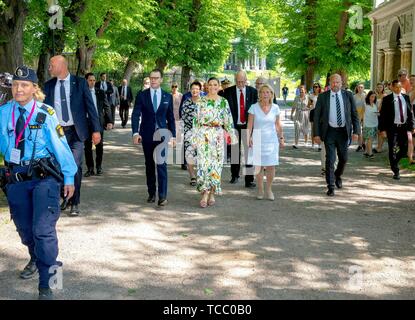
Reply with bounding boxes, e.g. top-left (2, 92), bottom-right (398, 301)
top-left (43, 75), bottom-right (101, 142)
top-left (131, 88), bottom-right (176, 143)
